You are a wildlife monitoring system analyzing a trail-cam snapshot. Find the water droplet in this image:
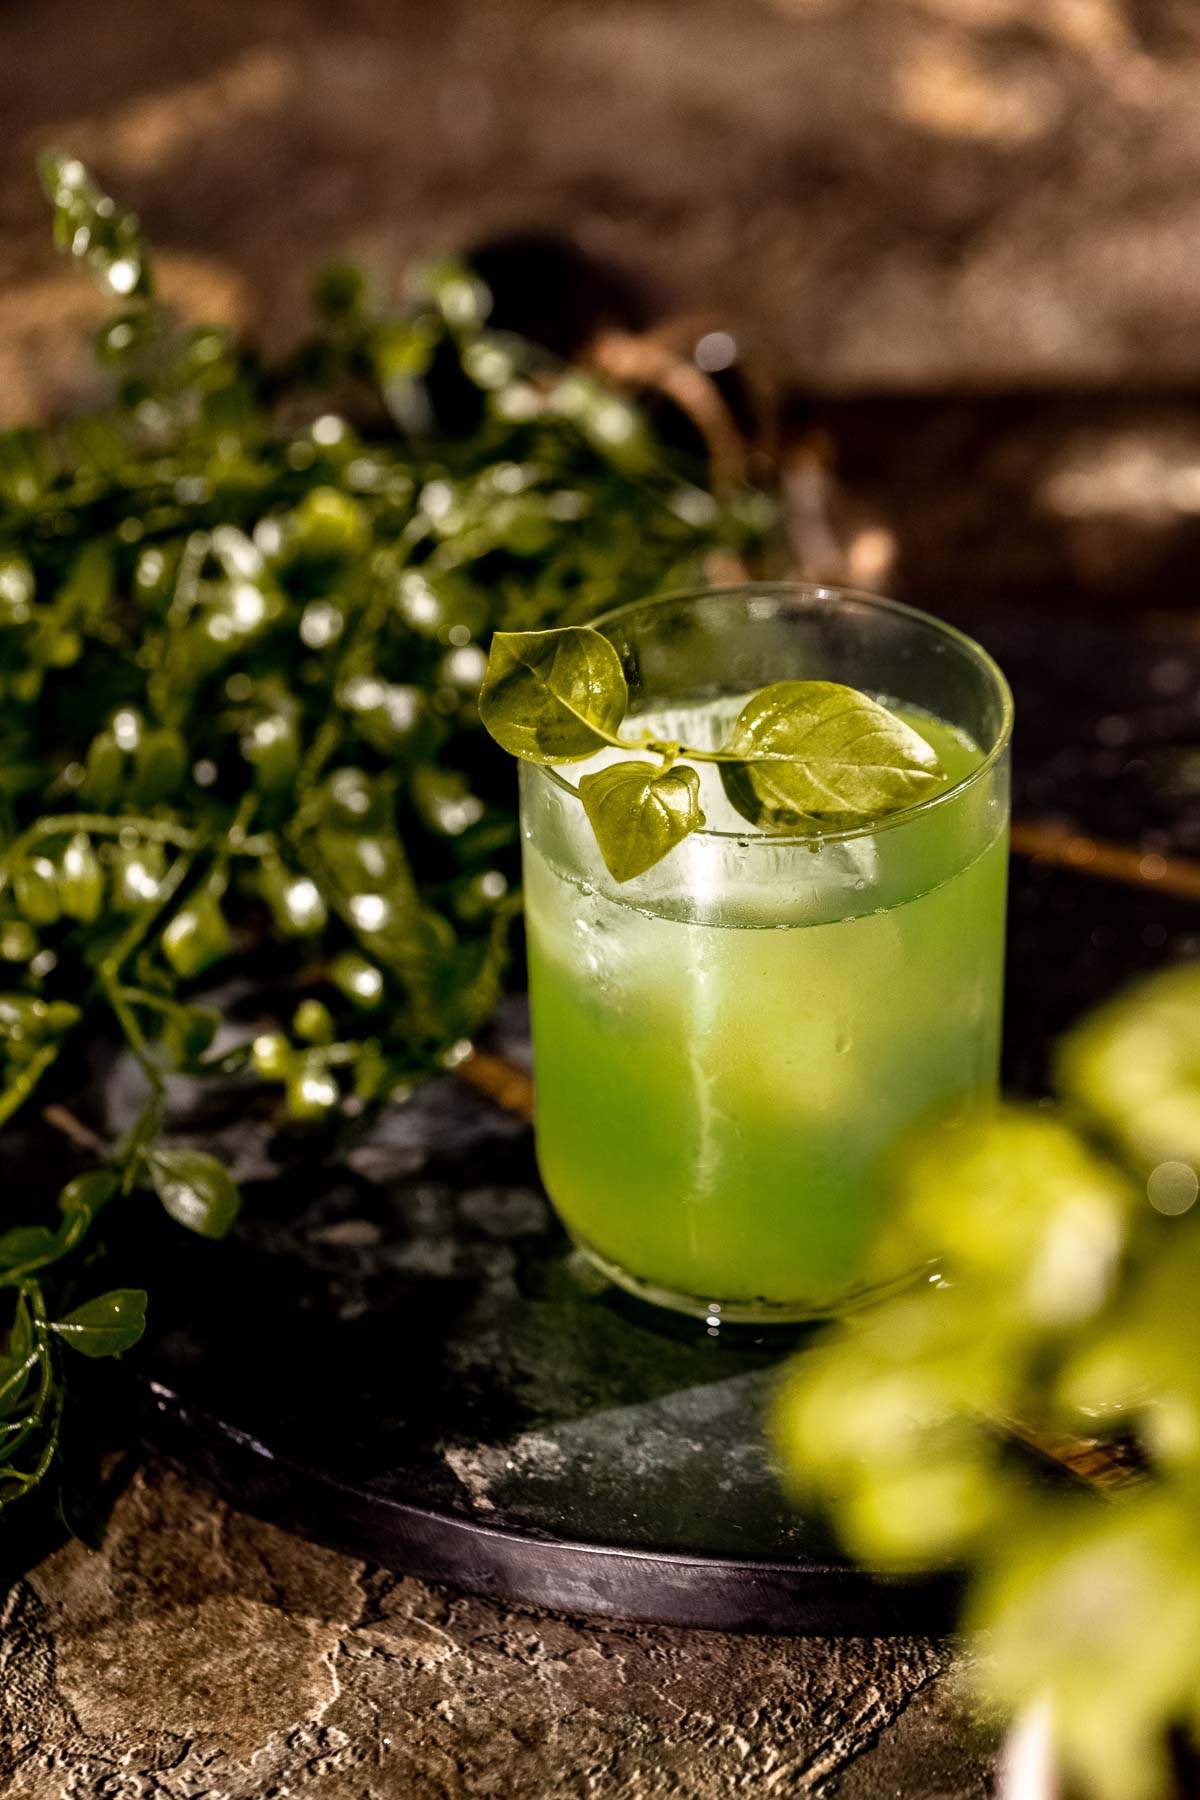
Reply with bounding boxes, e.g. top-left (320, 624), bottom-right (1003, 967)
top-left (1148, 1160), bottom-right (1199, 1216)
top-left (835, 1032), bottom-right (852, 1055)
